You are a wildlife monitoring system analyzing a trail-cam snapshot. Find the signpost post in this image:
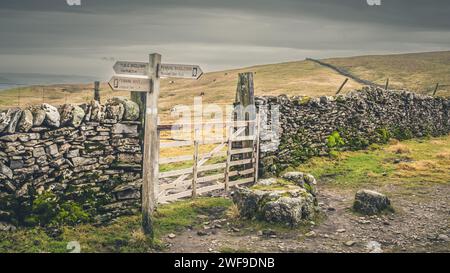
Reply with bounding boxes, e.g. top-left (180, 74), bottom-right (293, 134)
top-left (108, 54), bottom-right (203, 238)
